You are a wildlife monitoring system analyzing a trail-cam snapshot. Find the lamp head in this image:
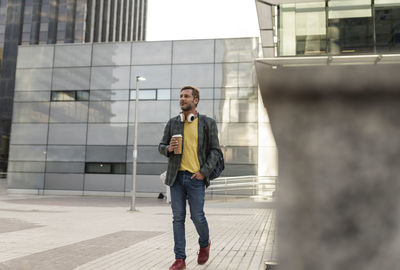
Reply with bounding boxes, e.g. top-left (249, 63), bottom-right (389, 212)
top-left (136, 76), bottom-right (146, 82)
